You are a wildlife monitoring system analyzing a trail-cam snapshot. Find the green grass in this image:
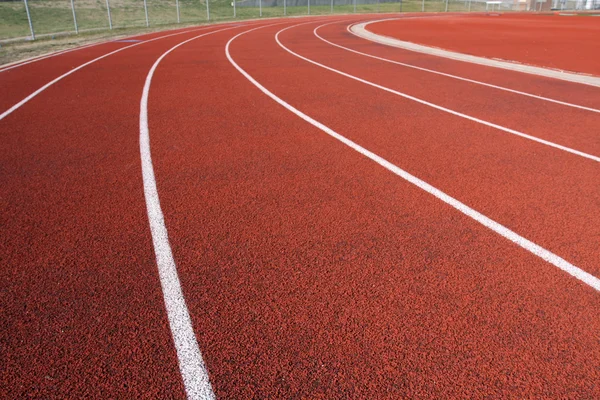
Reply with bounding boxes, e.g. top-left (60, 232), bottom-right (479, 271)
top-left (0, 0), bottom-right (517, 42)
top-left (0, 0), bottom-right (527, 65)
top-left (207, 0), bottom-right (453, 20)
top-left (0, 21), bottom-right (205, 64)
top-left (0, 1), bottom-right (32, 38)
top-left (0, 0), bottom-right (479, 40)
top-left (0, 0), bottom-right (189, 39)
